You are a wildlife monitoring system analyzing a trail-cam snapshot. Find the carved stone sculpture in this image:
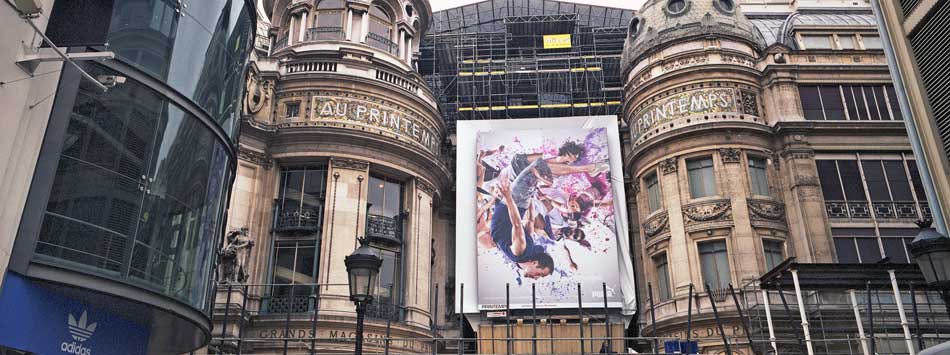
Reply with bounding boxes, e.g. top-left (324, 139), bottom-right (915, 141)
top-left (218, 227), bottom-right (255, 284)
